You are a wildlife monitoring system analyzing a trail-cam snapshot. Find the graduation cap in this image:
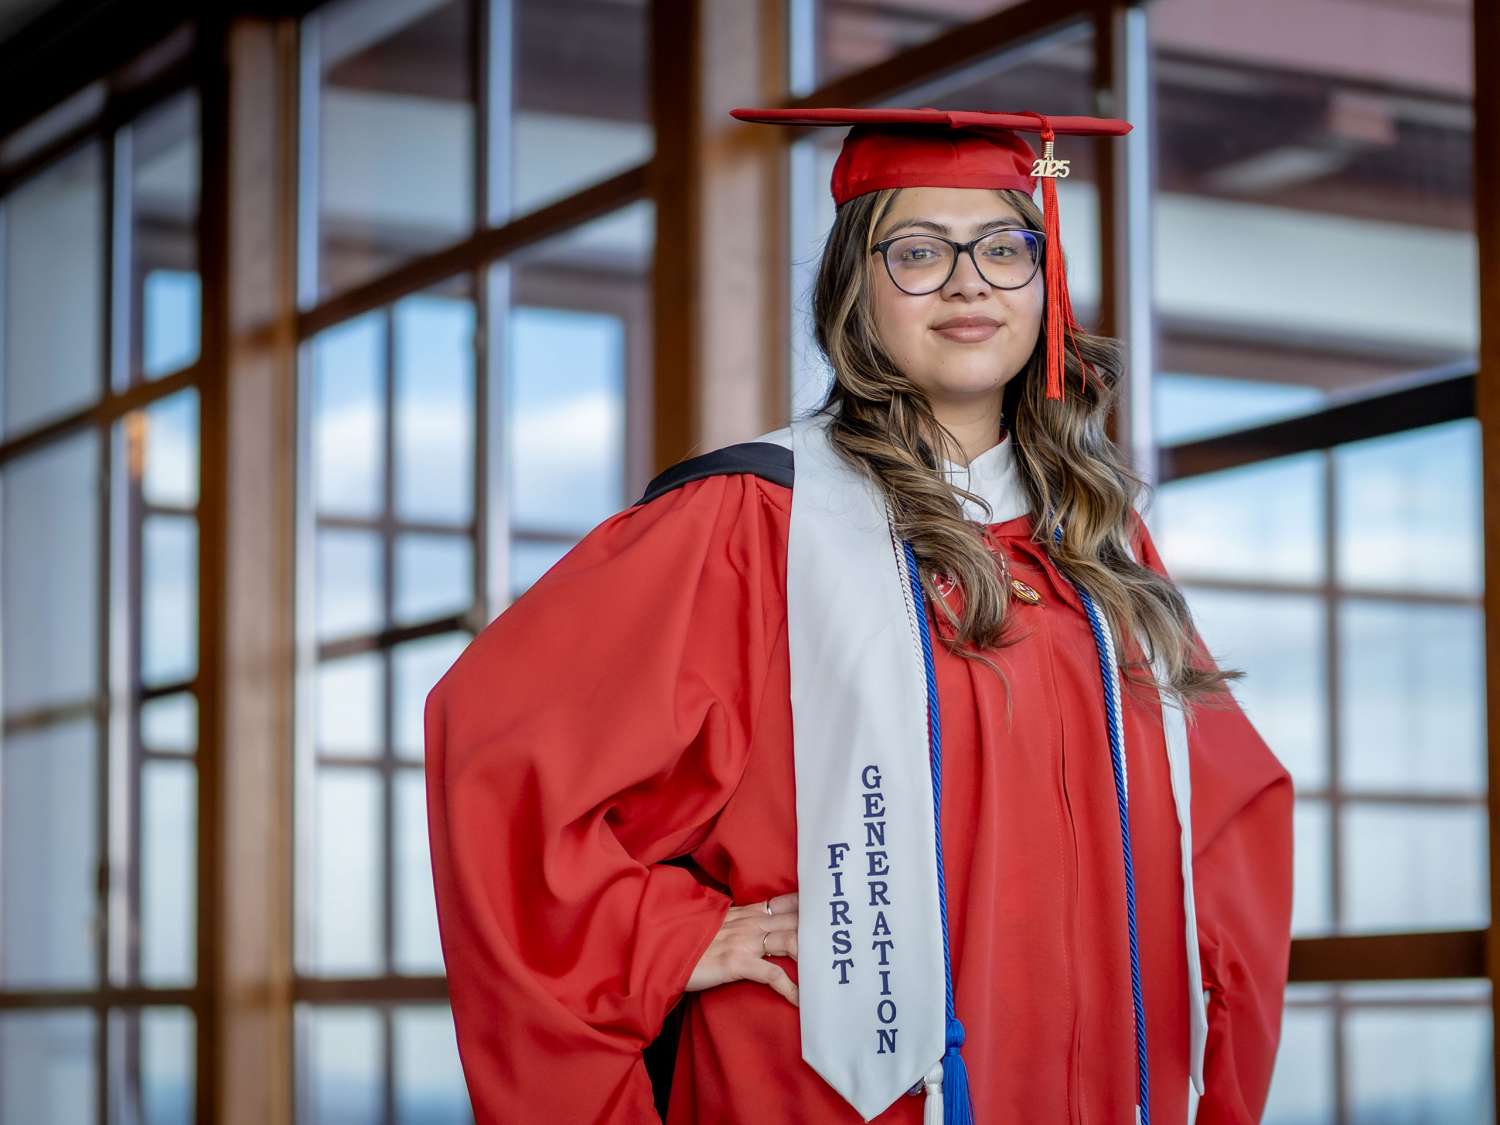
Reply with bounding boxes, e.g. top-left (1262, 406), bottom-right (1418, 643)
top-left (729, 107), bottom-right (1133, 402)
